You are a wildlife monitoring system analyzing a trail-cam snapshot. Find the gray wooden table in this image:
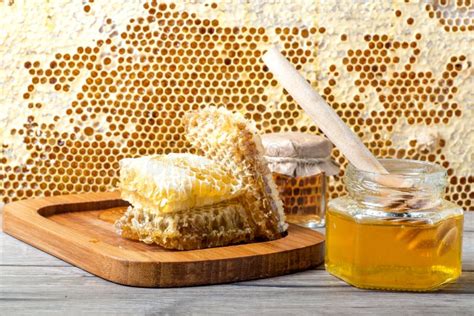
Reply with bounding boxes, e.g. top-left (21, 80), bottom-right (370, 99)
top-left (1, 210), bottom-right (473, 315)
